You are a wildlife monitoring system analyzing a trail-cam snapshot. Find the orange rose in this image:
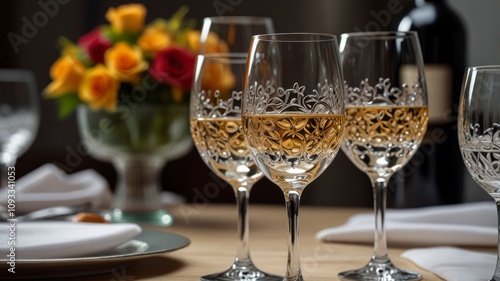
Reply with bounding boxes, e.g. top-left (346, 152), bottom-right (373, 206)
top-left (138, 26), bottom-right (171, 56)
top-left (105, 3), bottom-right (146, 34)
top-left (44, 55), bottom-right (86, 97)
top-left (78, 64), bottom-right (119, 112)
top-left (105, 42), bottom-right (148, 84)
top-left (186, 30), bottom-right (229, 53)
top-left (202, 61), bottom-right (236, 92)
